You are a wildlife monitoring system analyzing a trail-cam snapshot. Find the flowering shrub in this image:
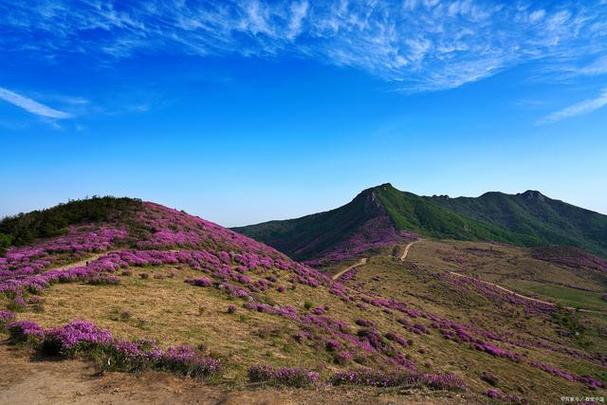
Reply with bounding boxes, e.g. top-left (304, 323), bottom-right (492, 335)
top-left (331, 369), bottom-right (465, 391)
top-left (6, 320), bottom-right (44, 342)
top-left (0, 309), bottom-right (15, 326)
top-left (87, 274), bottom-right (120, 285)
top-left (248, 365), bottom-right (319, 387)
top-left (529, 360), bottom-right (604, 389)
top-left (355, 318), bottom-right (375, 328)
top-left (486, 388), bottom-right (502, 399)
top-left (325, 339), bottom-right (341, 351)
top-left (384, 332), bottom-right (409, 347)
top-left (157, 345), bottom-right (222, 378)
top-left (333, 350), bottom-right (353, 365)
top-left (41, 320), bottom-right (113, 355)
top-left (474, 342), bottom-right (521, 362)
top-left (311, 306), bottom-right (327, 315)
top-left (185, 277), bottom-right (213, 287)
